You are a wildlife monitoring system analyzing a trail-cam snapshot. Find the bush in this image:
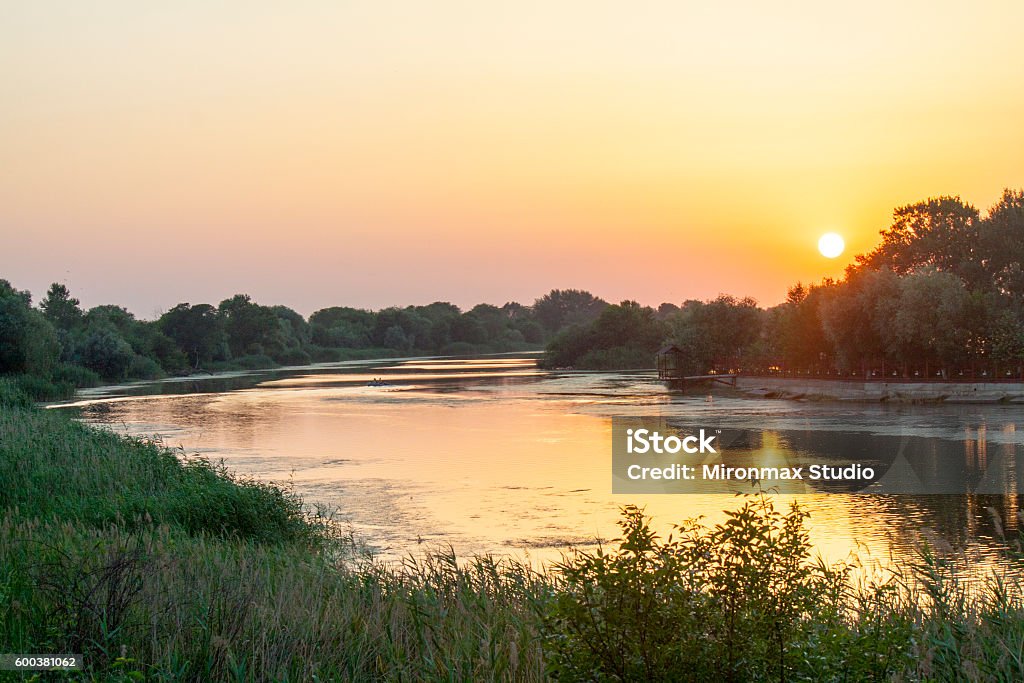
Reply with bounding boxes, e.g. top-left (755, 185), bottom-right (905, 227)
top-left (440, 341), bottom-right (478, 356)
top-left (576, 346), bottom-right (654, 370)
top-left (306, 345), bottom-right (341, 362)
top-left (127, 354), bottom-right (165, 380)
top-left (273, 347), bottom-right (312, 366)
top-left (209, 354), bottom-right (278, 371)
top-left (50, 363), bottom-right (102, 388)
top-left (77, 328), bottom-right (134, 380)
top-left (544, 499), bottom-right (854, 681)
